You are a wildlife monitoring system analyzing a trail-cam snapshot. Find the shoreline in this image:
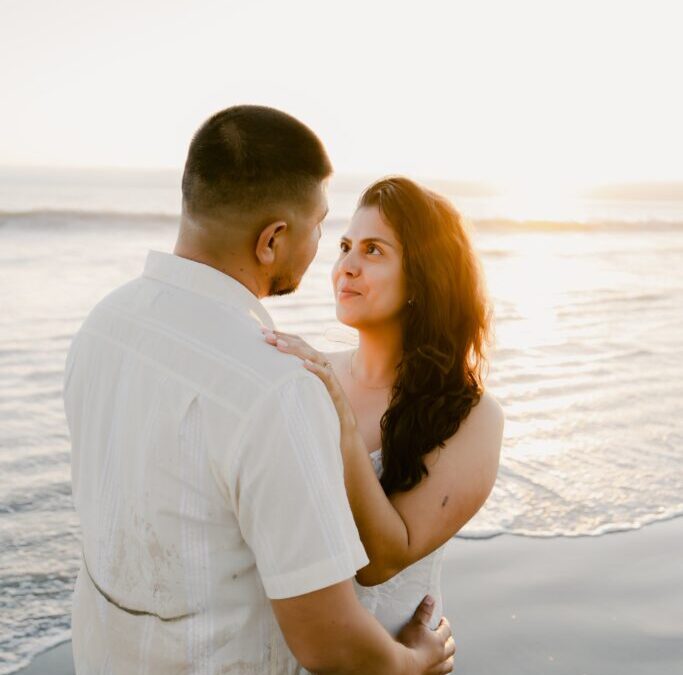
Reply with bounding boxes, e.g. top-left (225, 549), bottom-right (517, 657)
top-left (16, 517), bottom-right (683, 674)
